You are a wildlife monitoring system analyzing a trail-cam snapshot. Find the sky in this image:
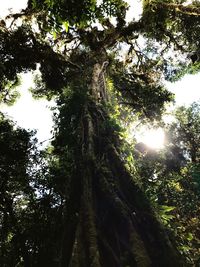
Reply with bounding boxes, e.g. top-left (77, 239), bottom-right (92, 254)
top-left (1, 73), bottom-right (55, 143)
top-left (0, 0), bottom-right (200, 147)
top-left (0, 0), bottom-right (28, 18)
top-left (165, 73), bottom-right (200, 106)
